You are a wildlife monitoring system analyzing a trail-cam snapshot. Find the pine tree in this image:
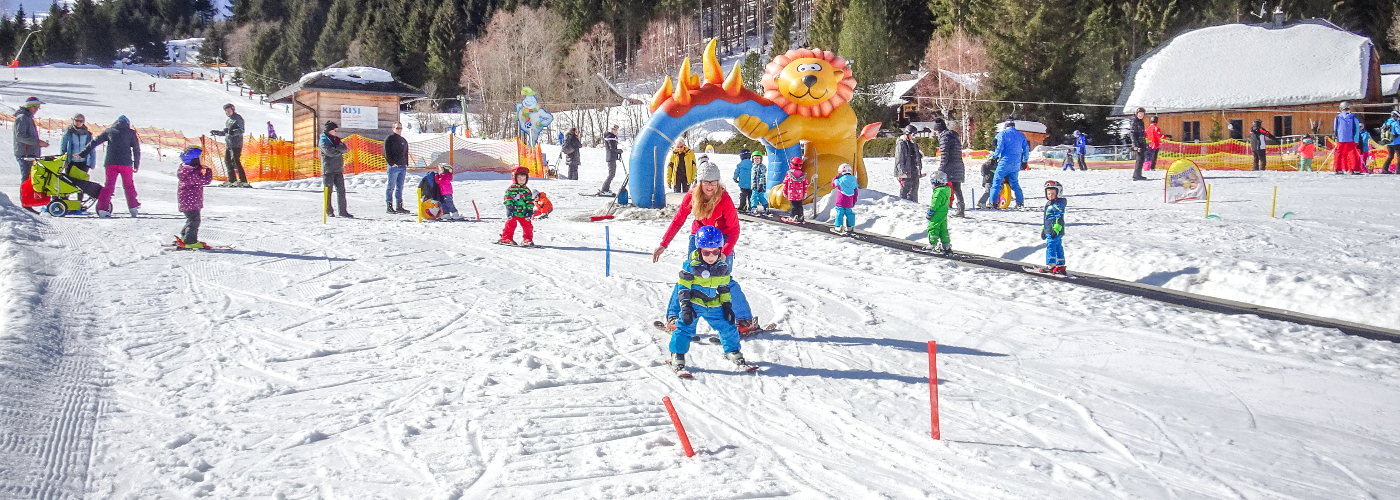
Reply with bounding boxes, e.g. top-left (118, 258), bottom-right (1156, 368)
top-left (349, 10), bottom-right (399, 72)
top-left (313, 0), bottom-right (362, 68)
top-left (741, 50), bottom-right (763, 92)
top-left (837, 0), bottom-right (892, 126)
top-left (885, 0), bottom-right (932, 72)
top-left (808, 0), bottom-right (848, 52)
top-left (395, 0), bottom-right (435, 87)
top-left (986, 0), bottom-right (1084, 142)
top-left (426, 0), bottom-right (464, 98)
top-left (199, 22), bottom-right (228, 65)
top-left (770, 0), bottom-right (793, 58)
